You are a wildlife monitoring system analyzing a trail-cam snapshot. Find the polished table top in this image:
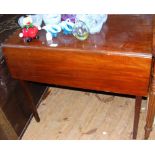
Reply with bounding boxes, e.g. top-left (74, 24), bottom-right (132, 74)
top-left (3, 15), bottom-right (153, 57)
